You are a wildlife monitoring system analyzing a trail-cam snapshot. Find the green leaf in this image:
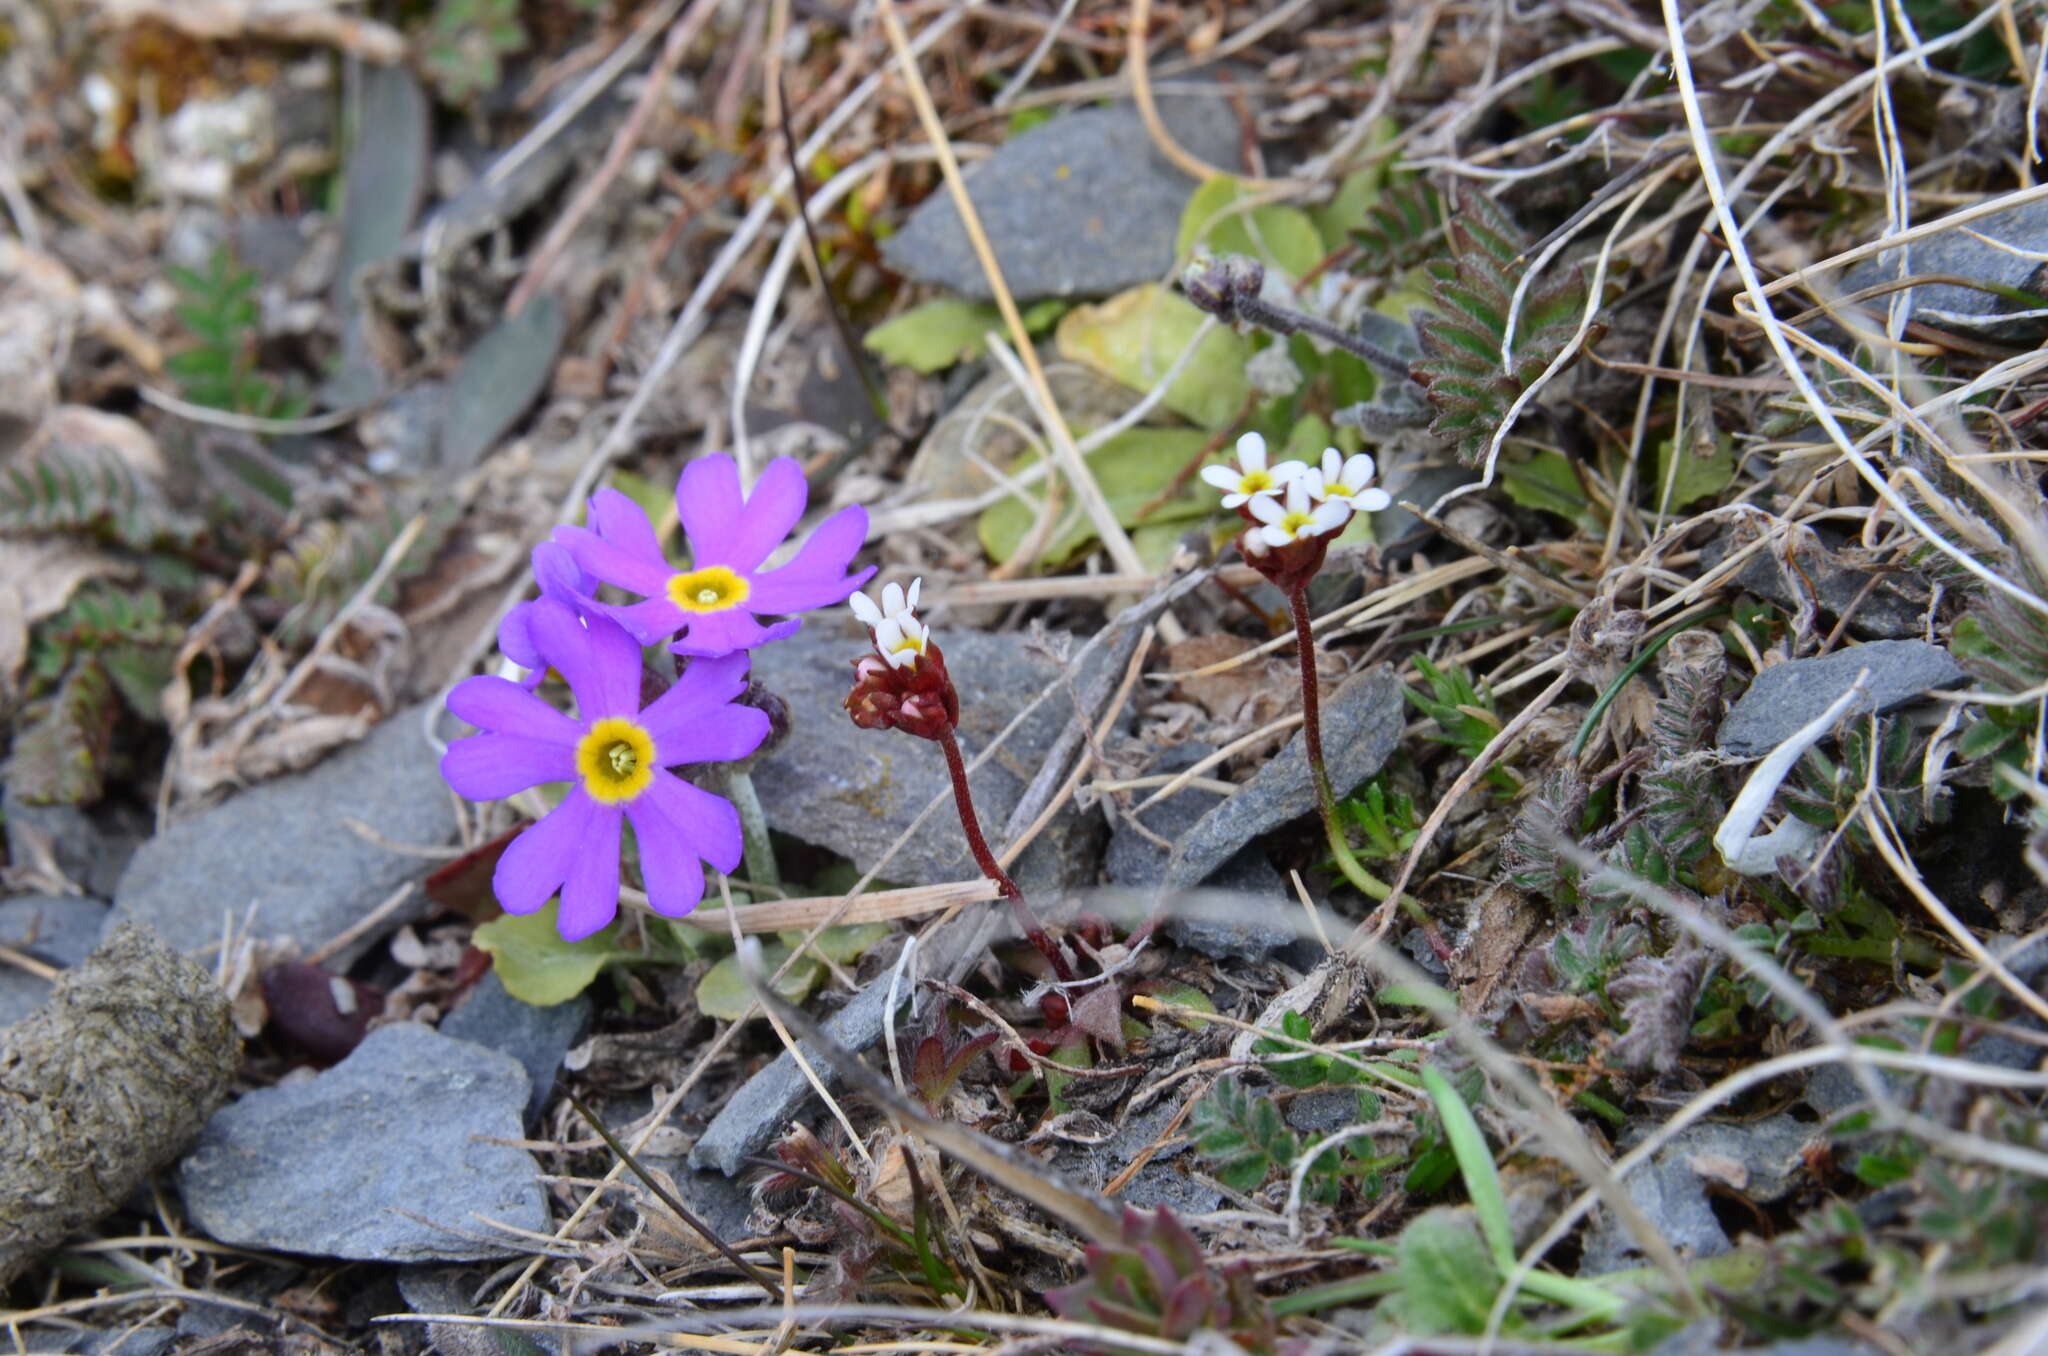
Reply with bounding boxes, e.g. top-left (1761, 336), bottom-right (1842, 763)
top-left (778, 922), bottom-right (892, 966)
top-left (1500, 449), bottom-right (1605, 534)
top-left (472, 904), bottom-right (630, 1006)
top-left (1389, 1208), bottom-right (1499, 1335)
top-left (1423, 1065), bottom-right (1514, 1272)
top-left (695, 944), bottom-right (823, 1022)
top-left (1652, 433), bottom-right (1737, 511)
top-left (1054, 284), bottom-right (1250, 429)
top-left (977, 426), bottom-right (1214, 568)
top-left (863, 298), bottom-right (1005, 374)
top-left (1176, 176), bottom-right (1325, 280)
